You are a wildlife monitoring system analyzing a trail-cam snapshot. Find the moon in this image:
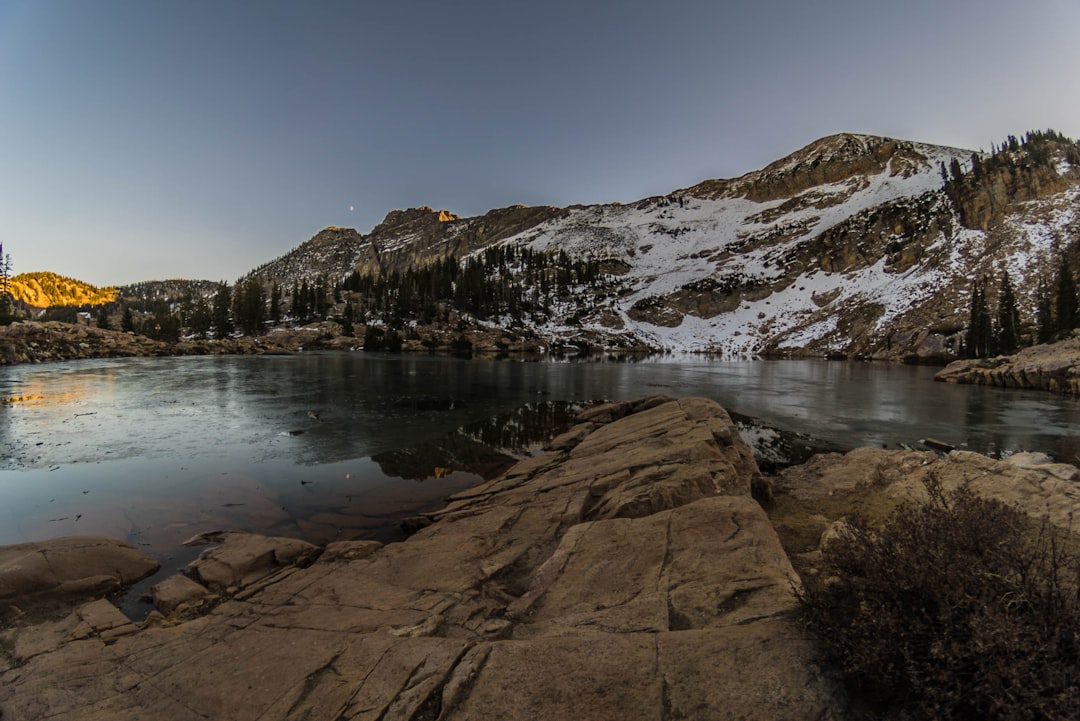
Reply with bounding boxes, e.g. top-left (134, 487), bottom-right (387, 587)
top-left (348, 205), bottom-right (354, 212)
